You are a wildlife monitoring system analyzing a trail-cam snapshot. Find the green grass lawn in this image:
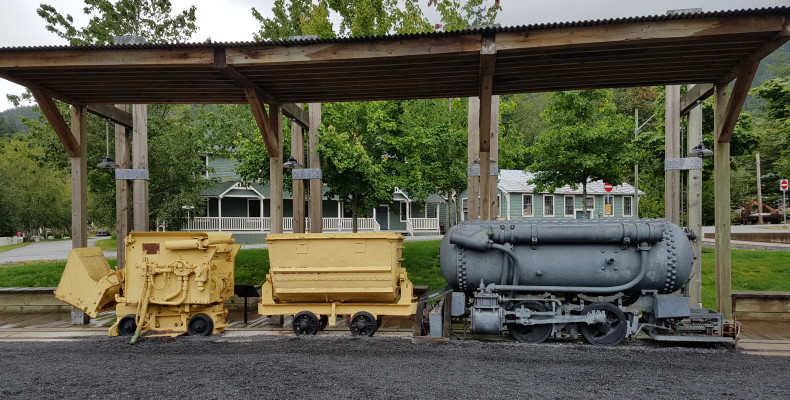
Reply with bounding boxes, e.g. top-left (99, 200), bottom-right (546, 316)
top-left (700, 247), bottom-right (790, 309)
top-left (2, 240), bottom-right (788, 312)
top-left (0, 242), bottom-right (31, 253)
top-left (94, 238), bottom-right (117, 251)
